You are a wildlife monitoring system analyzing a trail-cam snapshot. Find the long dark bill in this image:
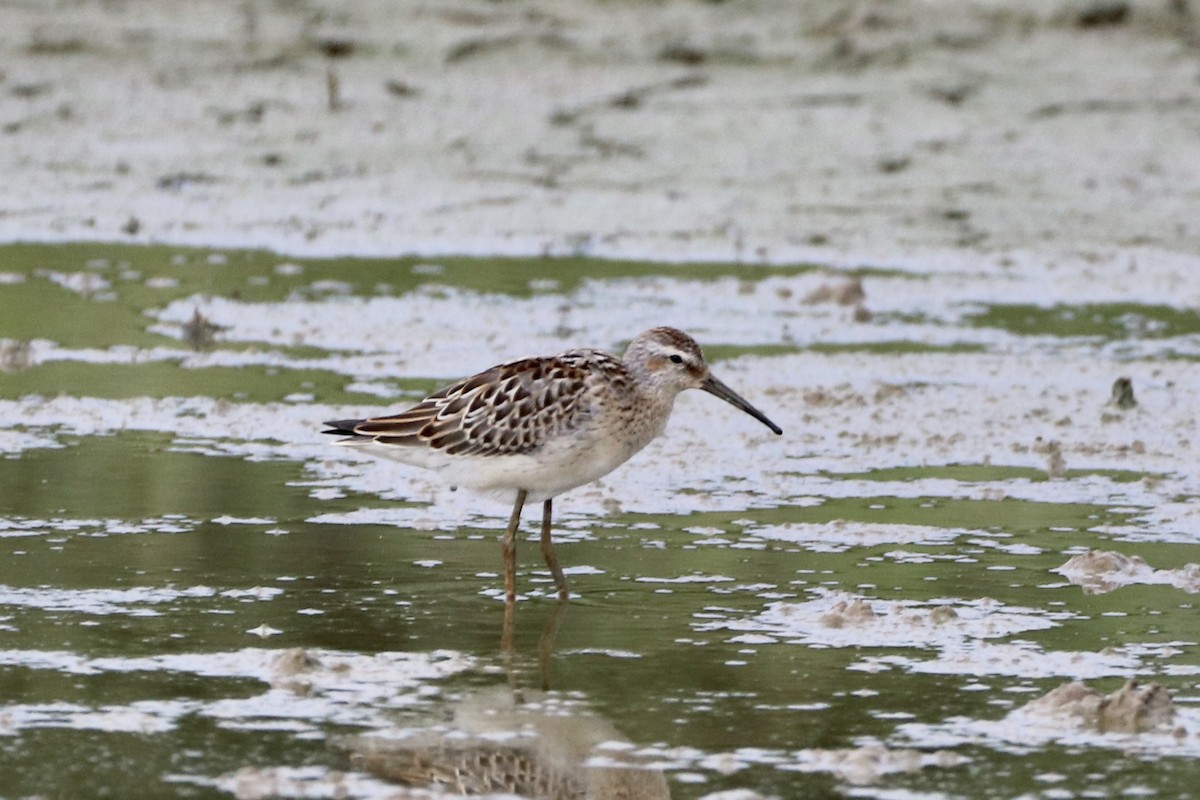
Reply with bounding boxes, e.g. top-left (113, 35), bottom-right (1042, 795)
top-left (701, 374), bottom-right (783, 435)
